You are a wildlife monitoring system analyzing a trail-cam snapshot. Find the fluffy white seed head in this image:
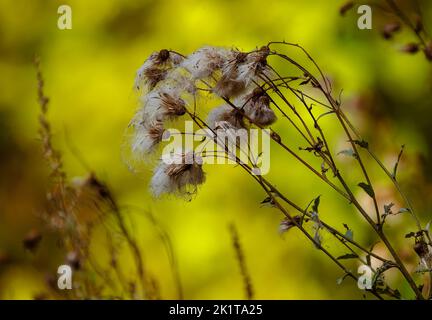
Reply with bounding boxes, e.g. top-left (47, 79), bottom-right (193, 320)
top-left (135, 49), bottom-right (183, 91)
top-left (130, 119), bottom-right (166, 155)
top-left (236, 88), bottom-right (276, 126)
top-left (181, 46), bottom-right (233, 80)
top-left (140, 87), bottom-right (186, 124)
top-left (214, 47), bottom-right (270, 98)
top-left (151, 152), bottom-right (206, 197)
top-left (206, 104), bottom-right (244, 130)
